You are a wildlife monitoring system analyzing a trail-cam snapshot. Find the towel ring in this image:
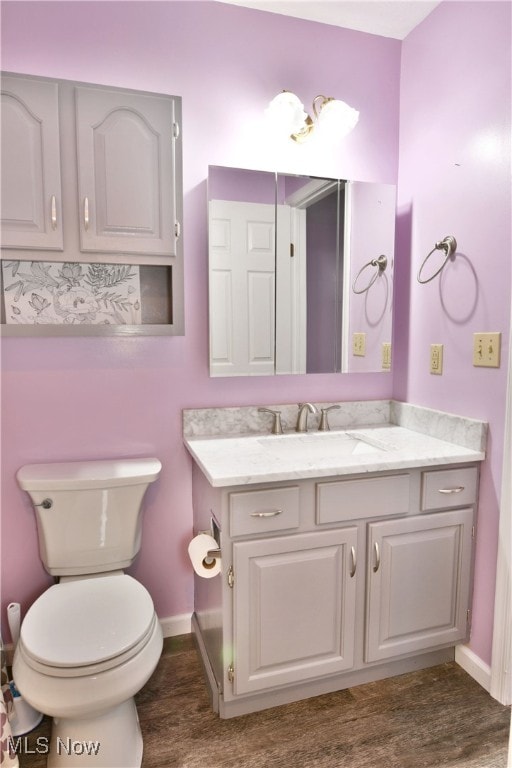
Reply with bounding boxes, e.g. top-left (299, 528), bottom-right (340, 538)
top-left (417, 236), bottom-right (457, 284)
top-left (352, 255), bottom-right (387, 295)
